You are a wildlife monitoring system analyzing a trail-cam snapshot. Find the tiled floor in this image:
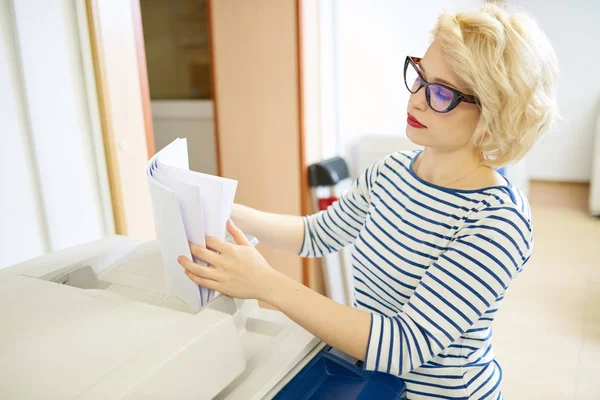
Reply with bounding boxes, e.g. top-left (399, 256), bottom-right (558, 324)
top-left (493, 182), bottom-right (600, 399)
